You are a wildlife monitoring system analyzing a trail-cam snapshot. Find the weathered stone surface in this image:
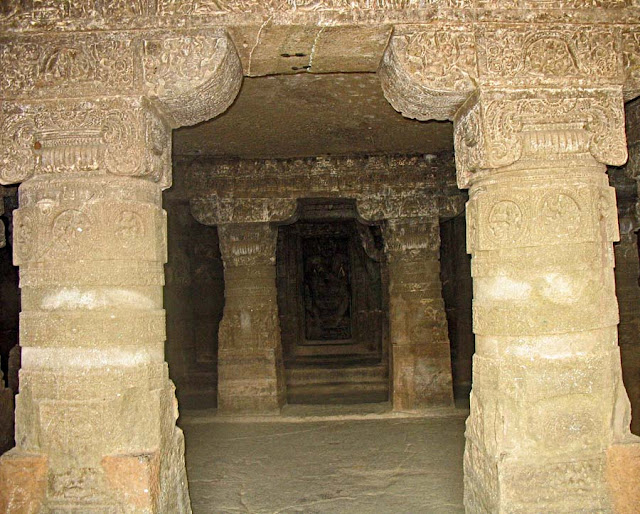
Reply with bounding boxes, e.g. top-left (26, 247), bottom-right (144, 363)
top-left (0, 450), bottom-right (47, 514)
top-left (383, 218), bottom-right (454, 410)
top-left (606, 442), bottom-right (640, 514)
top-left (217, 223), bottom-right (286, 414)
top-left (456, 91), bottom-right (636, 512)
